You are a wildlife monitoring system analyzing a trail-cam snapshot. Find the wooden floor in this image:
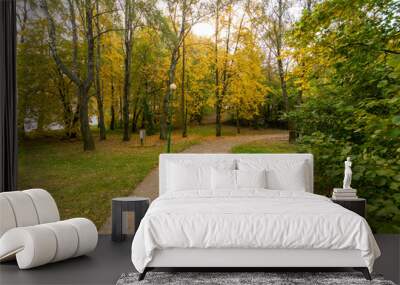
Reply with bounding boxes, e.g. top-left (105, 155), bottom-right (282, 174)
top-left (0, 235), bottom-right (398, 285)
